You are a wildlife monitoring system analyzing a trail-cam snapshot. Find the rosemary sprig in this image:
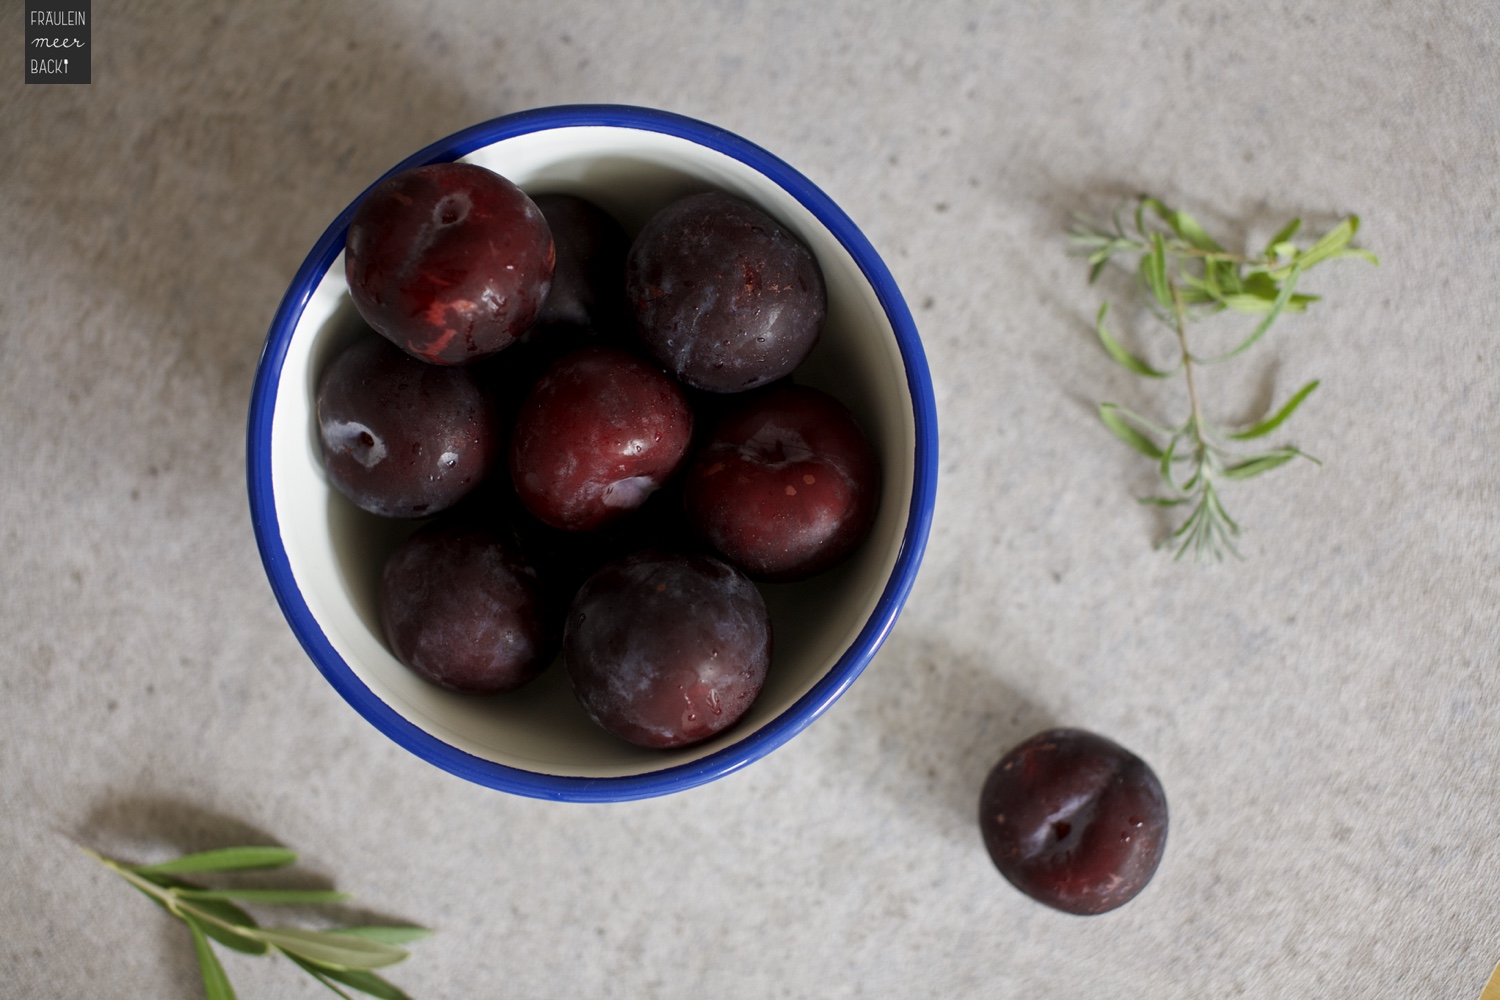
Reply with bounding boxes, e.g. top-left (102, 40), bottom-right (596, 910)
top-left (1070, 196), bottom-right (1377, 561)
top-left (84, 844), bottom-right (429, 1000)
